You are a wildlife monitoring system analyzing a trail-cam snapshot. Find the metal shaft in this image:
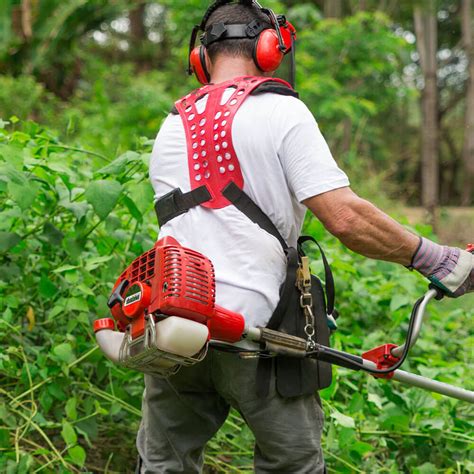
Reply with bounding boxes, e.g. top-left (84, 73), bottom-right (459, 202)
top-left (363, 360), bottom-right (474, 403)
